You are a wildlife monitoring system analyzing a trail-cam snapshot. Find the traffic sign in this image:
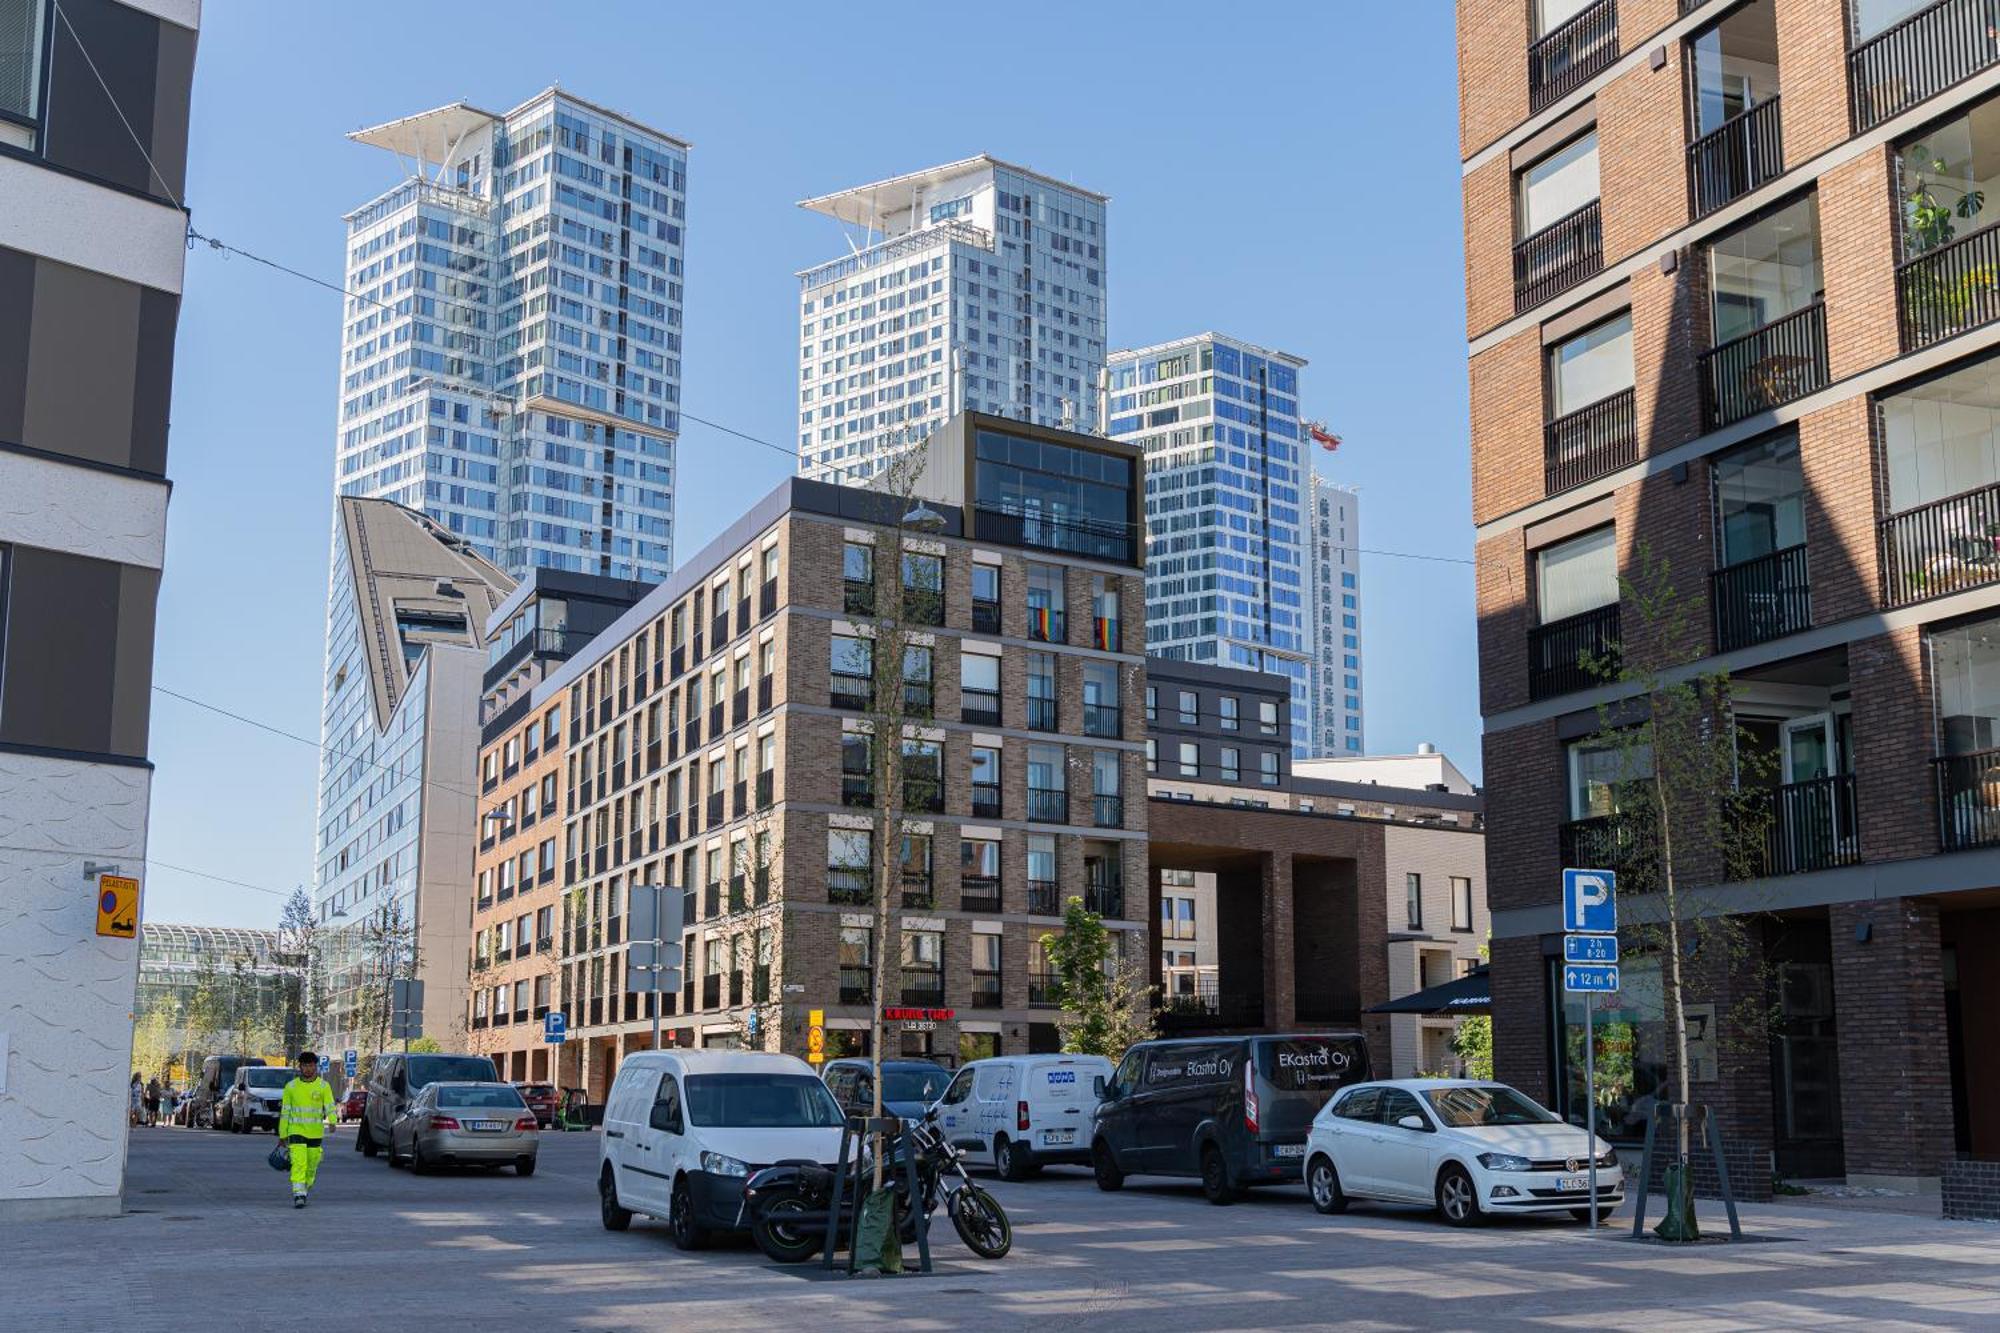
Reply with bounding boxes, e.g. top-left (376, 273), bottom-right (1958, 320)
top-left (543, 1011), bottom-right (567, 1044)
top-left (1564, 963), bottom-right (1620, 993)
top-left (1564, 934), bottom-right (1619, 964)
top-left (1562, 868), bottom-right (1617, 934)
top-left (806, 1008), bottom-right (825, 1065)
top-left (95, 874), bottom-right (139, 939)
top-left (343, 1050), bottom-right (358, 1079)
